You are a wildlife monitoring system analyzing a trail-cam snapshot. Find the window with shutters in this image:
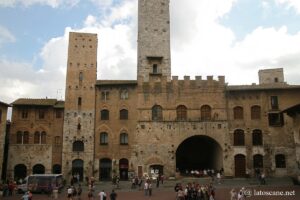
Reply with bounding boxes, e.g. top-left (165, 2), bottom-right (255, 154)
top-left (176, 105), bottom-right (187, 121)
top-left (234, 129), bottom-right (245, 146)
top-left (233, 106), bottom-right (243, 119)
top-left (100, 132), bottom-right (108, 145)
